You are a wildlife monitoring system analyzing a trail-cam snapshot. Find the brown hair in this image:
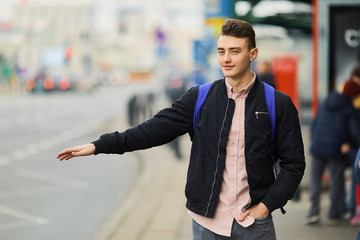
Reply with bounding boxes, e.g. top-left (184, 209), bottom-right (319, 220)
top-left (220, 19), bottom-right (256, 49)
